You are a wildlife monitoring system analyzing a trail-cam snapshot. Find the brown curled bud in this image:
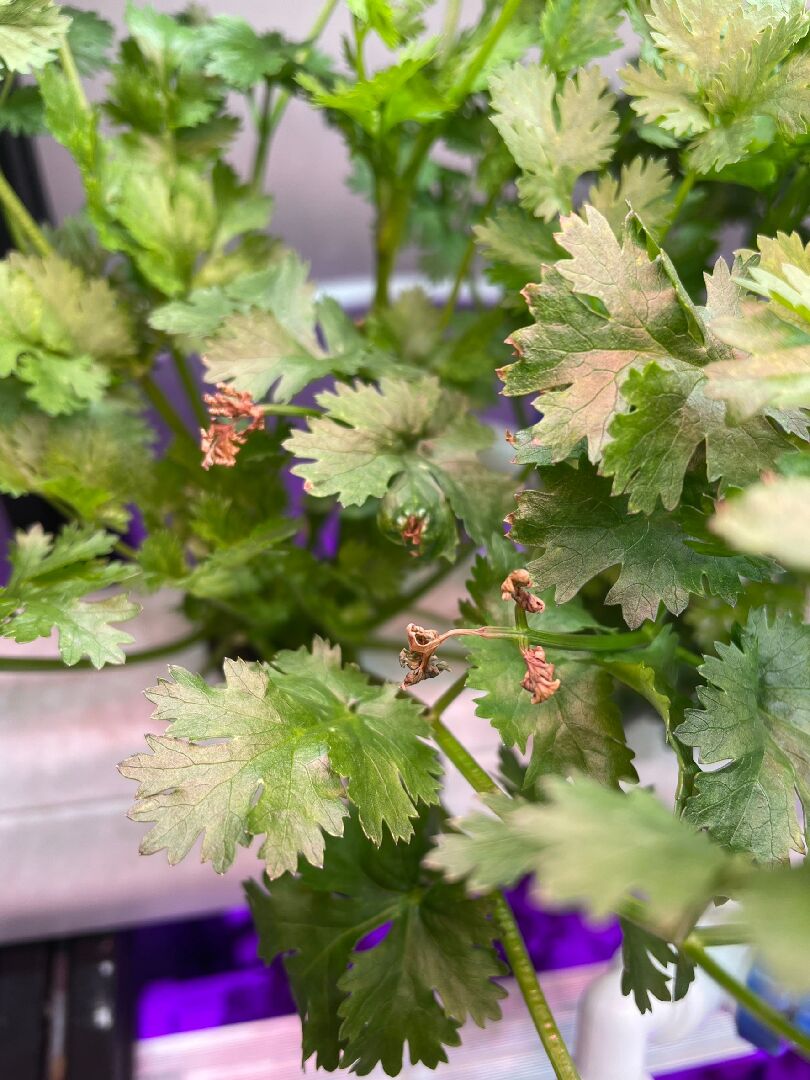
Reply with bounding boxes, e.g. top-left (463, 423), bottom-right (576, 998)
top-left (501, 569), bottom-right (545, 614)
top-left (521, 645), bottom-right (560, 704)
top-left (199, 382), bottom-right (264, 470)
